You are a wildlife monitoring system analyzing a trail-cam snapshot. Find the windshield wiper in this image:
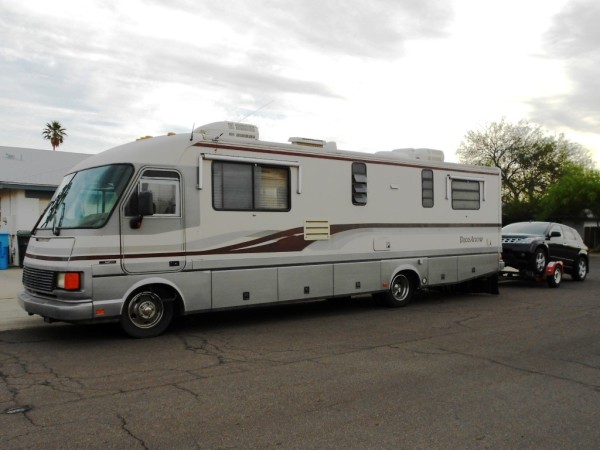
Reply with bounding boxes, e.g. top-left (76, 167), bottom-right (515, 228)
top-left (53, 203), bottom-right (66, 236)
top-left (35, 177), bottom-right (74, 234)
